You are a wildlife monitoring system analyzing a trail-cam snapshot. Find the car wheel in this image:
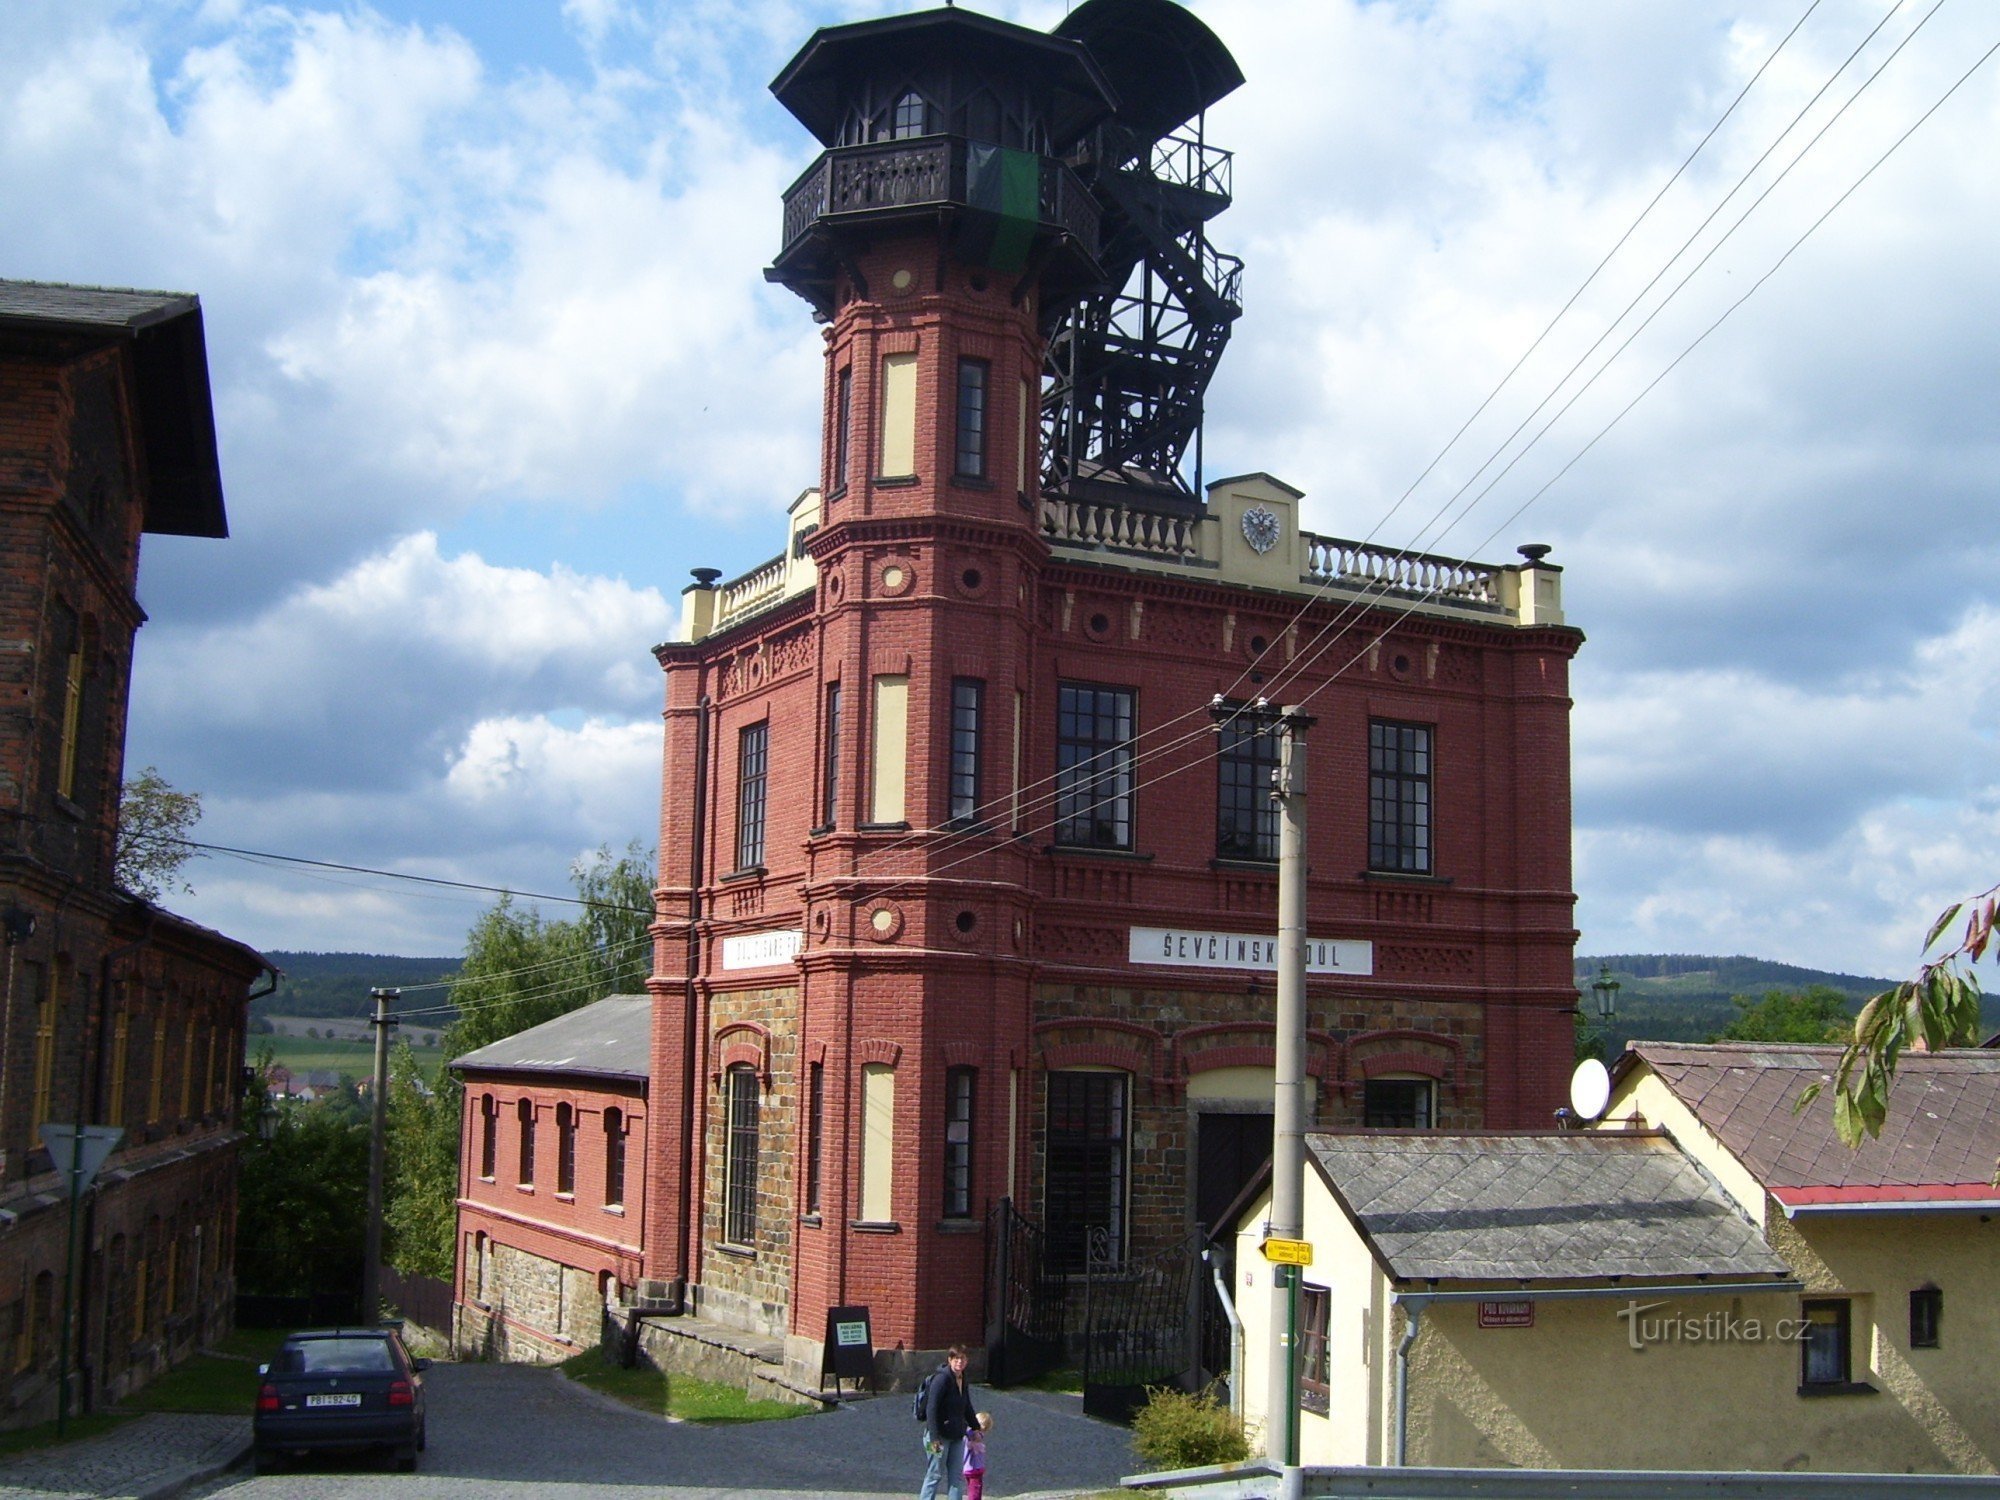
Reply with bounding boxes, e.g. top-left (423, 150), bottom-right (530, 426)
top-left (397, 1445), bottom-right (419, 1473)
top-left (417, 1418), bottom-right (427, 1453)
top-left (251, 1447), bottom-right (280, 1476)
